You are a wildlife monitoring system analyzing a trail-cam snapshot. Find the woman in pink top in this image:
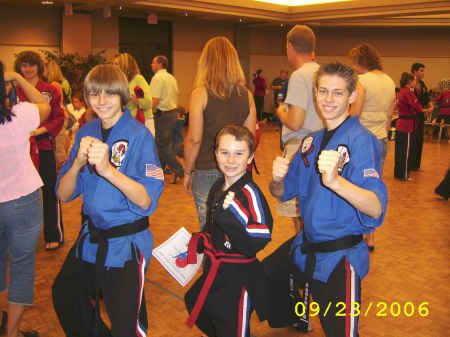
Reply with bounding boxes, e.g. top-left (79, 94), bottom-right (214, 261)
top-left (0, 62), bottom-right (50, 337)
